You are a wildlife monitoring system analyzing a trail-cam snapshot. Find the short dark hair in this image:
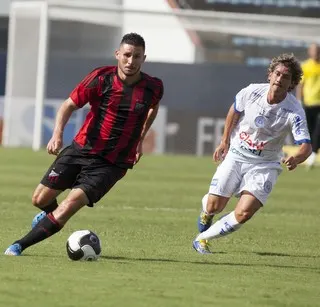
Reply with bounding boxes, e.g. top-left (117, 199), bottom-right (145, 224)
top-left (268, 53), bottom-right (303, 91)
top-left (120, 33), bottom-right (145, 50)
